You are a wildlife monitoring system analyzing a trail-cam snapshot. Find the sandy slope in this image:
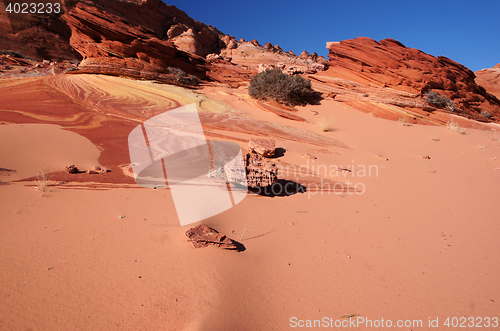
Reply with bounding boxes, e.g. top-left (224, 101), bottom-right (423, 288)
top-left (0, 75), bottom-right (499, 330)
top-left (0, 124), bottom-right (101, 180)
